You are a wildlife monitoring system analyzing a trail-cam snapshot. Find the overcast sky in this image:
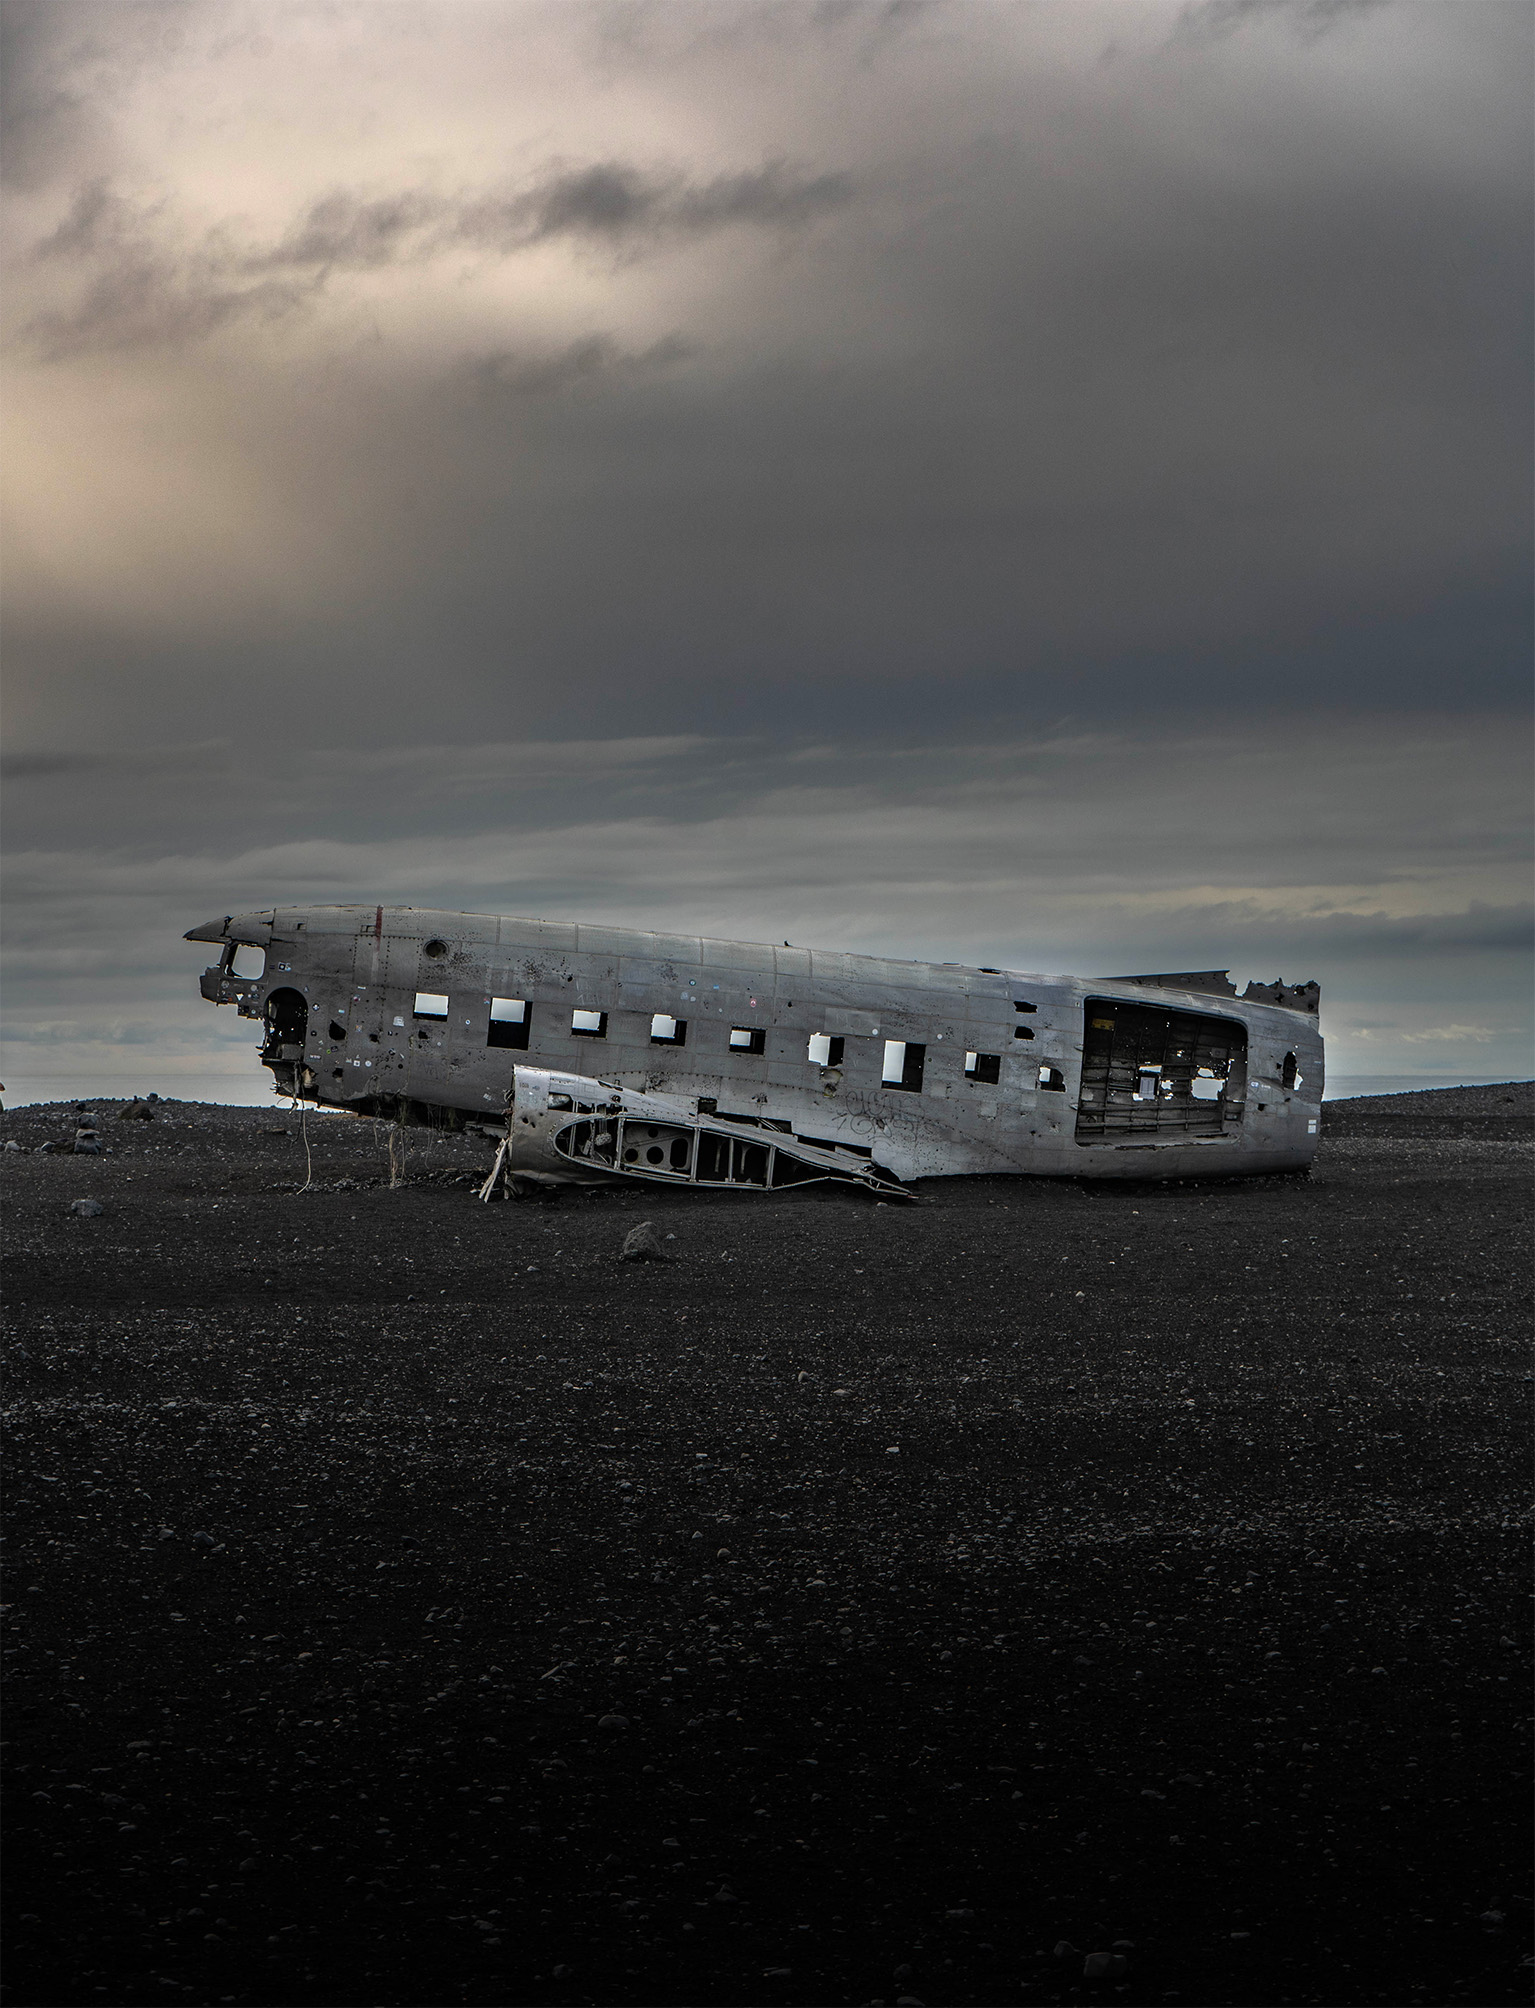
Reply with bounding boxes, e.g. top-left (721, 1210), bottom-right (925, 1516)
top-left (3, 0), bottom-right (1530, 1103)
